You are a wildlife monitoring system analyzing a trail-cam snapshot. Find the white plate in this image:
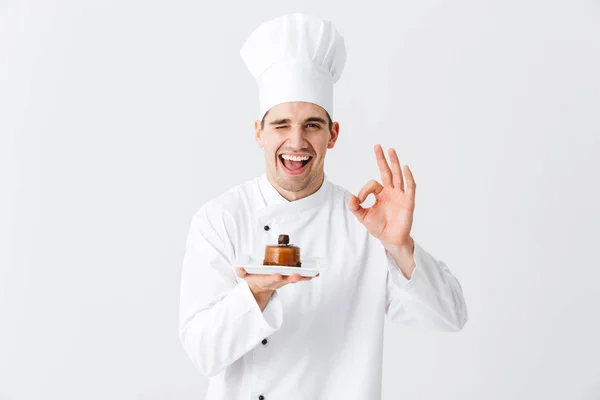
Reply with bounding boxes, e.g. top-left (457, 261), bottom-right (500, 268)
top-left (239, 258), bottom-right (327, 277)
